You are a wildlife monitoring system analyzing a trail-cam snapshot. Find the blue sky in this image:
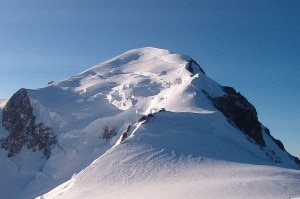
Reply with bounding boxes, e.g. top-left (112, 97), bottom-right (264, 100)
top-left (0, 0), bottom-right (299, 157)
